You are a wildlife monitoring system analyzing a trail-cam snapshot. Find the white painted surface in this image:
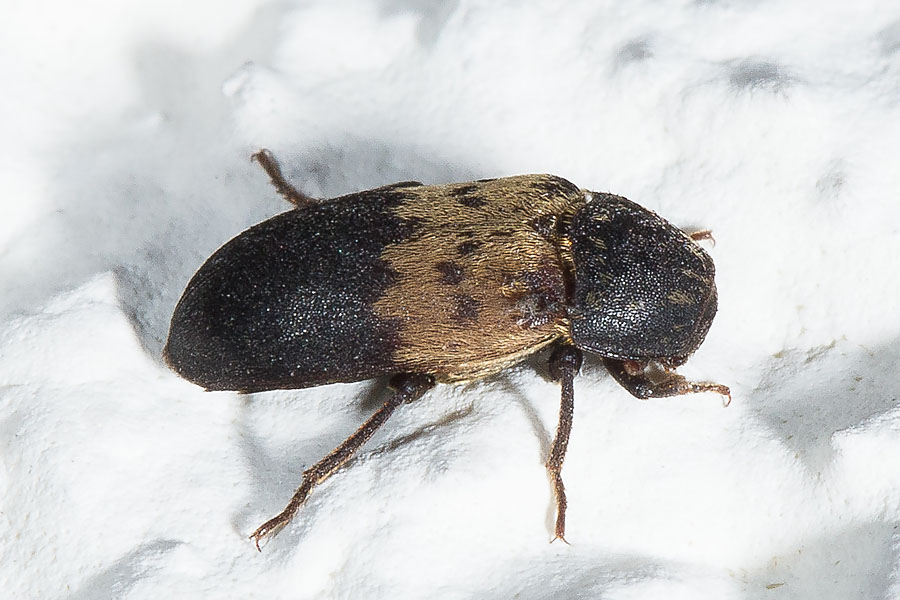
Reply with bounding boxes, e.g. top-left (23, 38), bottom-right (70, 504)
top-left (2, 1), bottom-right (899, 598)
